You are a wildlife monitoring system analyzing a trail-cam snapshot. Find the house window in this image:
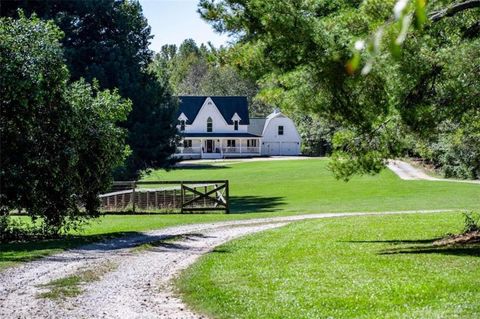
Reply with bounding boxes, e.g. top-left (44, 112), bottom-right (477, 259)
top-left (234, 120), bottom-right (239, 131)
top-left (247, 139), bottom-right (257, 147)
top-left (183, 140), bottom-right (192, 148)
top-left (179, 120), bottom-right (185, 131)
top-left (278, 125), bottom-right (284, 135)
top-left (207, 117), bottom-right (213, 132)
top-left (227, 140), bottom-right (236, 147)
